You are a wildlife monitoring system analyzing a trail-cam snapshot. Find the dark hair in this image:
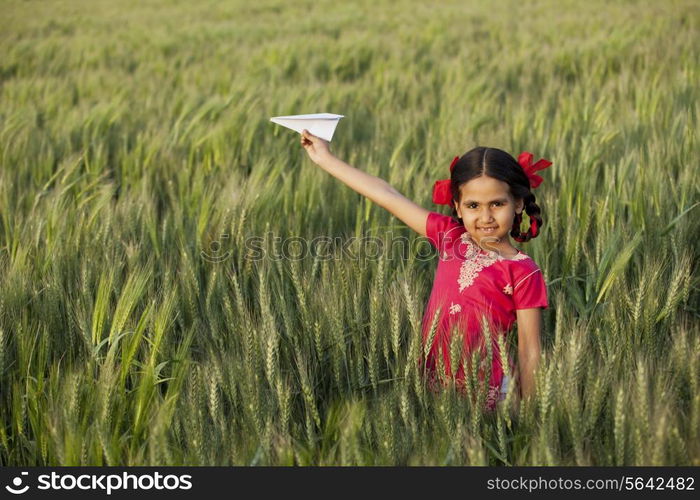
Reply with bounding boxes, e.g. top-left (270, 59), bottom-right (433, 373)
top-left (449, 147), bottom-right (542, 242)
